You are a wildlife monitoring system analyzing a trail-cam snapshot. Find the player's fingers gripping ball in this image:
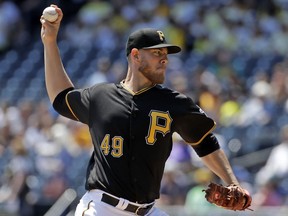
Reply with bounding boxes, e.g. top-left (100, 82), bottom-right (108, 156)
top-left (203, 182), bottom-right (253, 211)
top-left (42, 6), bottom-right (58, 22)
